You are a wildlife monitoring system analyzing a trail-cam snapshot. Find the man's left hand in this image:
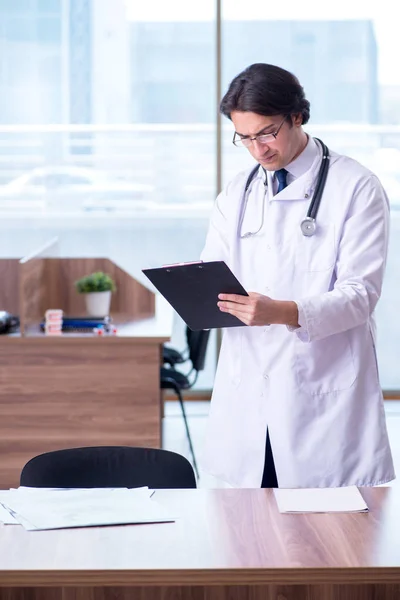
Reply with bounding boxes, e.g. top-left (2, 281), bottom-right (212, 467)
top-left (217, 292), bottom-right (276, 326)
top-left (217, 292), bottom-right (299, 328)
